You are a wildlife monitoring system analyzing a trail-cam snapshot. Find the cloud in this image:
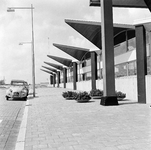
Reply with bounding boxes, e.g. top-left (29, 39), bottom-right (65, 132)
top-left (1, 0), bottom-right (151, 84)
